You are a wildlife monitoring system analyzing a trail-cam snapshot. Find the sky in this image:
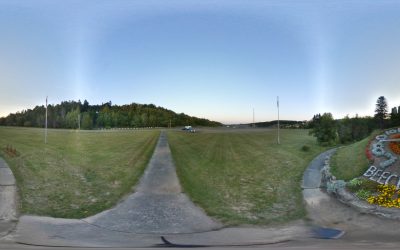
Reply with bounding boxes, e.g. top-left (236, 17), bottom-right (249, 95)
top-left (1, 0), bottom-right (400, 124)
